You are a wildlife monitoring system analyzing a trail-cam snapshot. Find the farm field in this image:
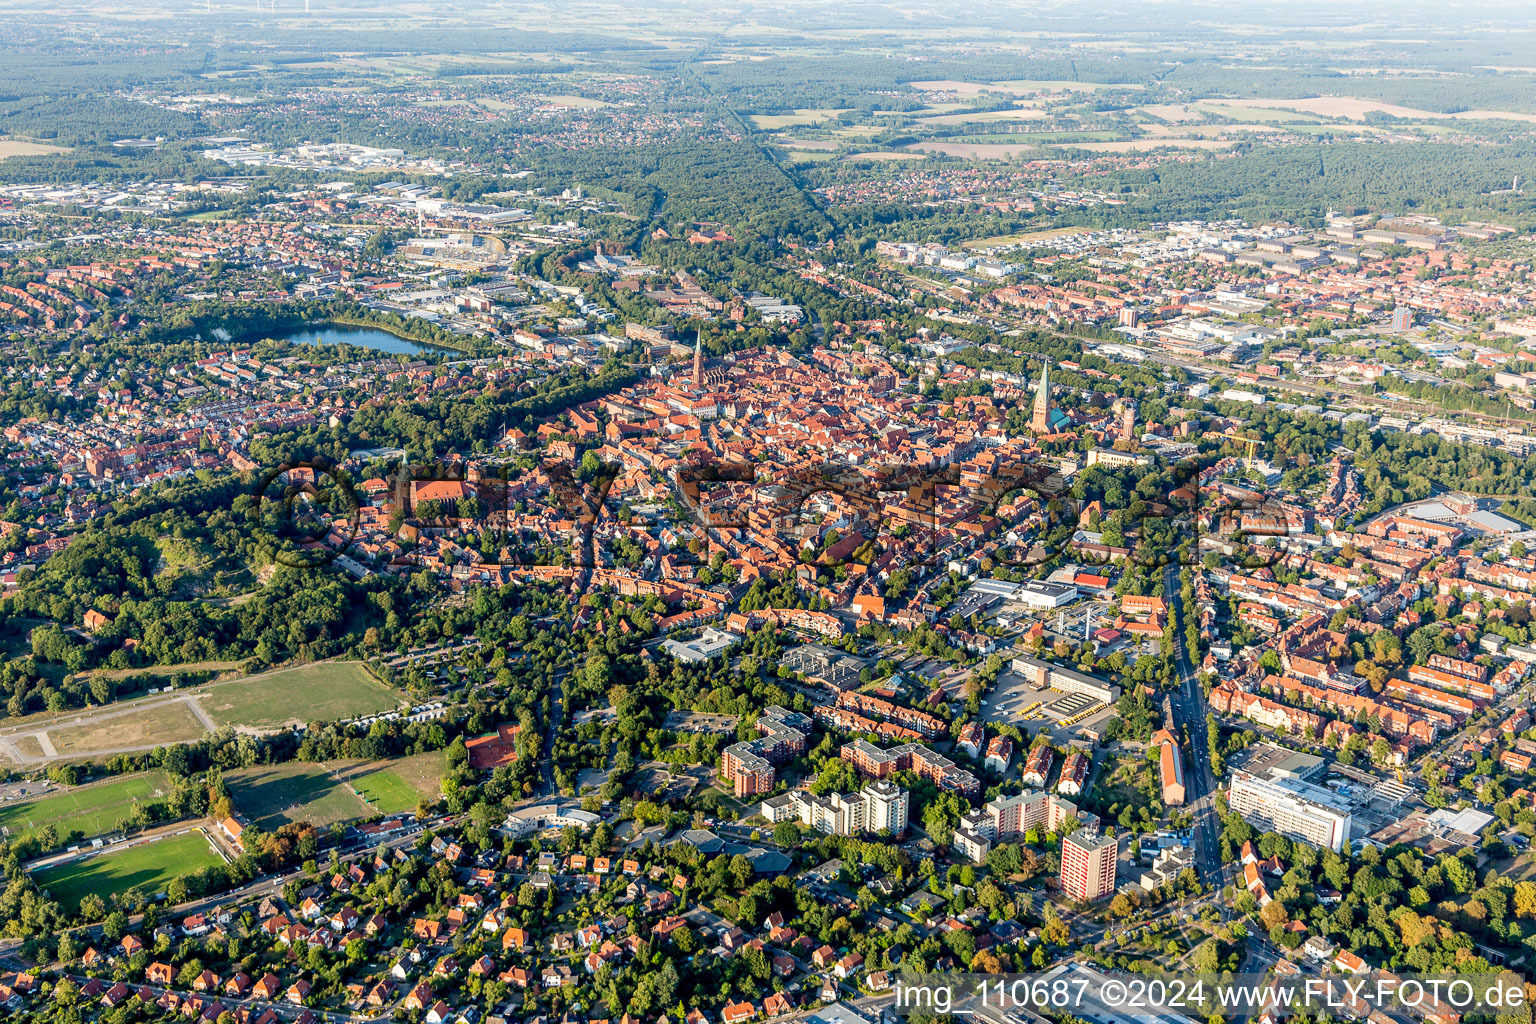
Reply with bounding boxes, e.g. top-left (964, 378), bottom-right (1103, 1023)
top-left (1060, 138), bottom-right (1236, 152)
top-left (202, 662), bottom-right (400, 730)
top-left (33, 830), bottom-right (224, 911)
top-left (227, 763), bottom-right (370, 830)
top-left (908, 79), bottom-right (1139, 97)
top-left (0, 772), bottom-right (171, 840)
top-left (0, 139), bottom-right (69, 159)
top-left (1214, 96), bottom-right (1440, 120)
top-left (916, 109), bottom-right (1050, 125)
top-left (1195, 103), bottom-right (1320, 123)
top-left (906, 141), bottom-right (1044, 157)
top-left (842, 151), bottom-right (925, 161)
top-left (749, 108), bottom-right (845, 129)
top-left (1137, 103), bottom-right (1209, 123)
